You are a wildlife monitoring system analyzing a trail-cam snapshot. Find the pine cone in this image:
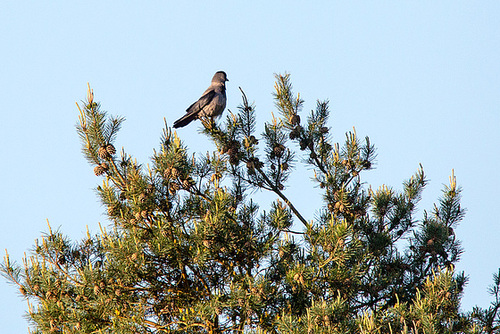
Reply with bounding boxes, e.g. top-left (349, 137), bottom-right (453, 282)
top-left (289, 125), bottom-right (303, 140)
top-left (159, 200), bottom-right (171, 211)
top-left (106, 144), bottom-right (116, 156)
top-left (229, 155), bottom-right (240, 165)
top-left (362, 160), bottom-right (372, 169)
top-left (171, 167), bottom-right (180, 178)
top-left (231, 140), bottom-right (241, 150)
top-left (138, 193), bottom-right (147, 203)
top-left (98, 146), bottom-right (110, 159)
top-left (221, 144), bottom-right (230, 154)
top-left (299, 139), bottom-right (309, 150)
top-left (273, 144), bottom-right (285, 158)
top-left (164, 167), bottom-right (172, 179)
top-left (182, 179), bottom-right (192, 189)
top-left (169, 182), bottom-right (180, 195)
top-left (290, 114), bottom-right (301, 125)
top-left (94, 163), bottom-right (108, 176)
top-left (246, 160), bottom-right (256, 175)
top-left (86, 102), bottom-right (98, 110)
